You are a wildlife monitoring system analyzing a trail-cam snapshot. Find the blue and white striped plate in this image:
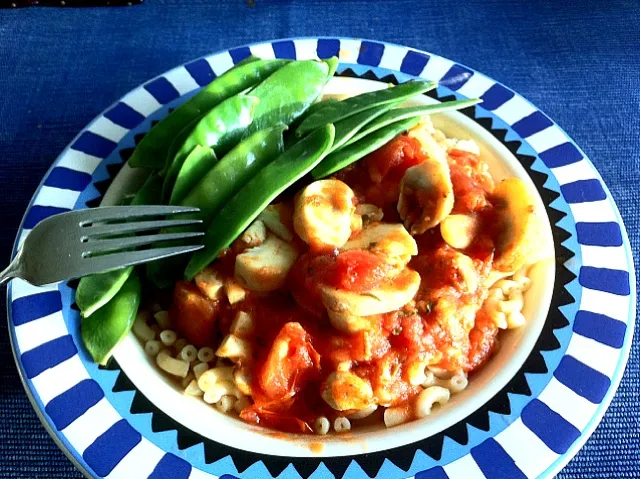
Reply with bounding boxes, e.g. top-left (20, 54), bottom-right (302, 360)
top-left (7, 38), bottom-right (635, 479)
